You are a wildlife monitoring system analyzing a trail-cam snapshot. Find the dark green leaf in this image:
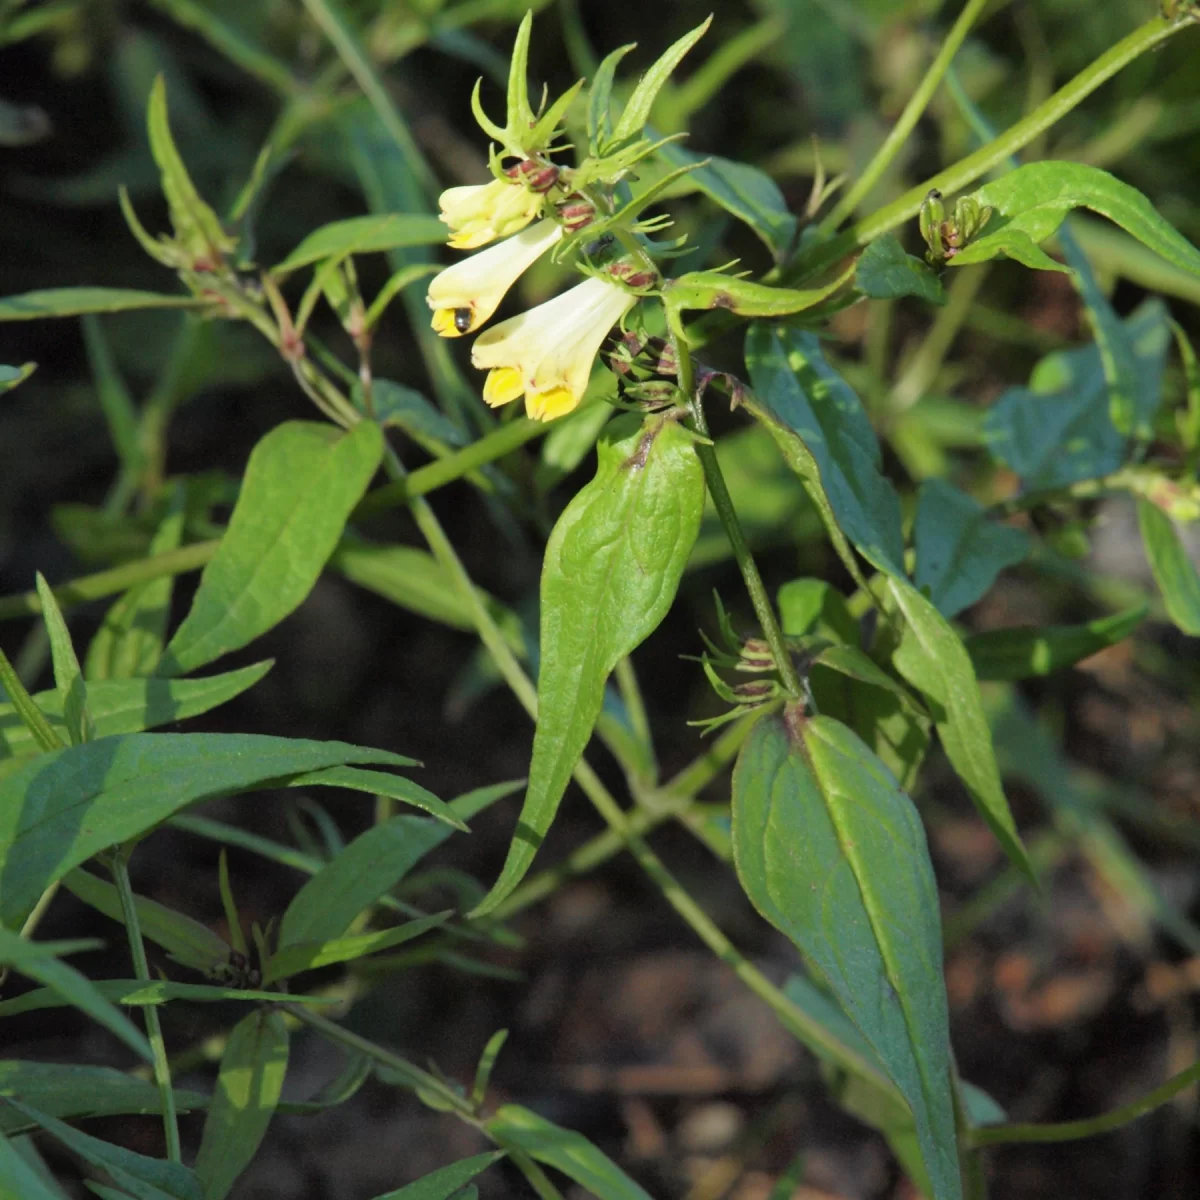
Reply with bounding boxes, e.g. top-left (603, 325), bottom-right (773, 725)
top-left (965, 604), bottom-right (1147, 680)
top-left (0, 289), bottom-right (200, 321)
top-left (0, 1127), bottom-right (68, 1199)
top-left (856, 235), bottom-right (946, 304)
top-left (732, 711), bottom-right (959, 1200)
top-left (273, 214), bottom-right (447, 274)
top-left (1, 663), bottom-right (274, 761)
top-left (913, 479), bottom-right (1029, 618)
top-left (471, 414), bottom-right (705, 916)
top-left (0, 732), bottom-right (416, 929)
top-left (487, 1105), bottom-right (654, 1200)
top-left (0, 362), bottom-right (36, 393)
top-left (0, 929), bottom-right (152, 1061)
top-left (1137, 499), bottom-right (1200, 636)
top-left (368, 1152), bottom-right (505, 1200)
top-left (366, 380), bottom-right (466, 449)
top-left (195, 1010), bottom-right (288, 1200)
top-left (160, 420), bottom-right (383, 676)
top-left (35, 575), bottom-right (91, 747)
top-left (2, 1099), bottom-right (201, 1200)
